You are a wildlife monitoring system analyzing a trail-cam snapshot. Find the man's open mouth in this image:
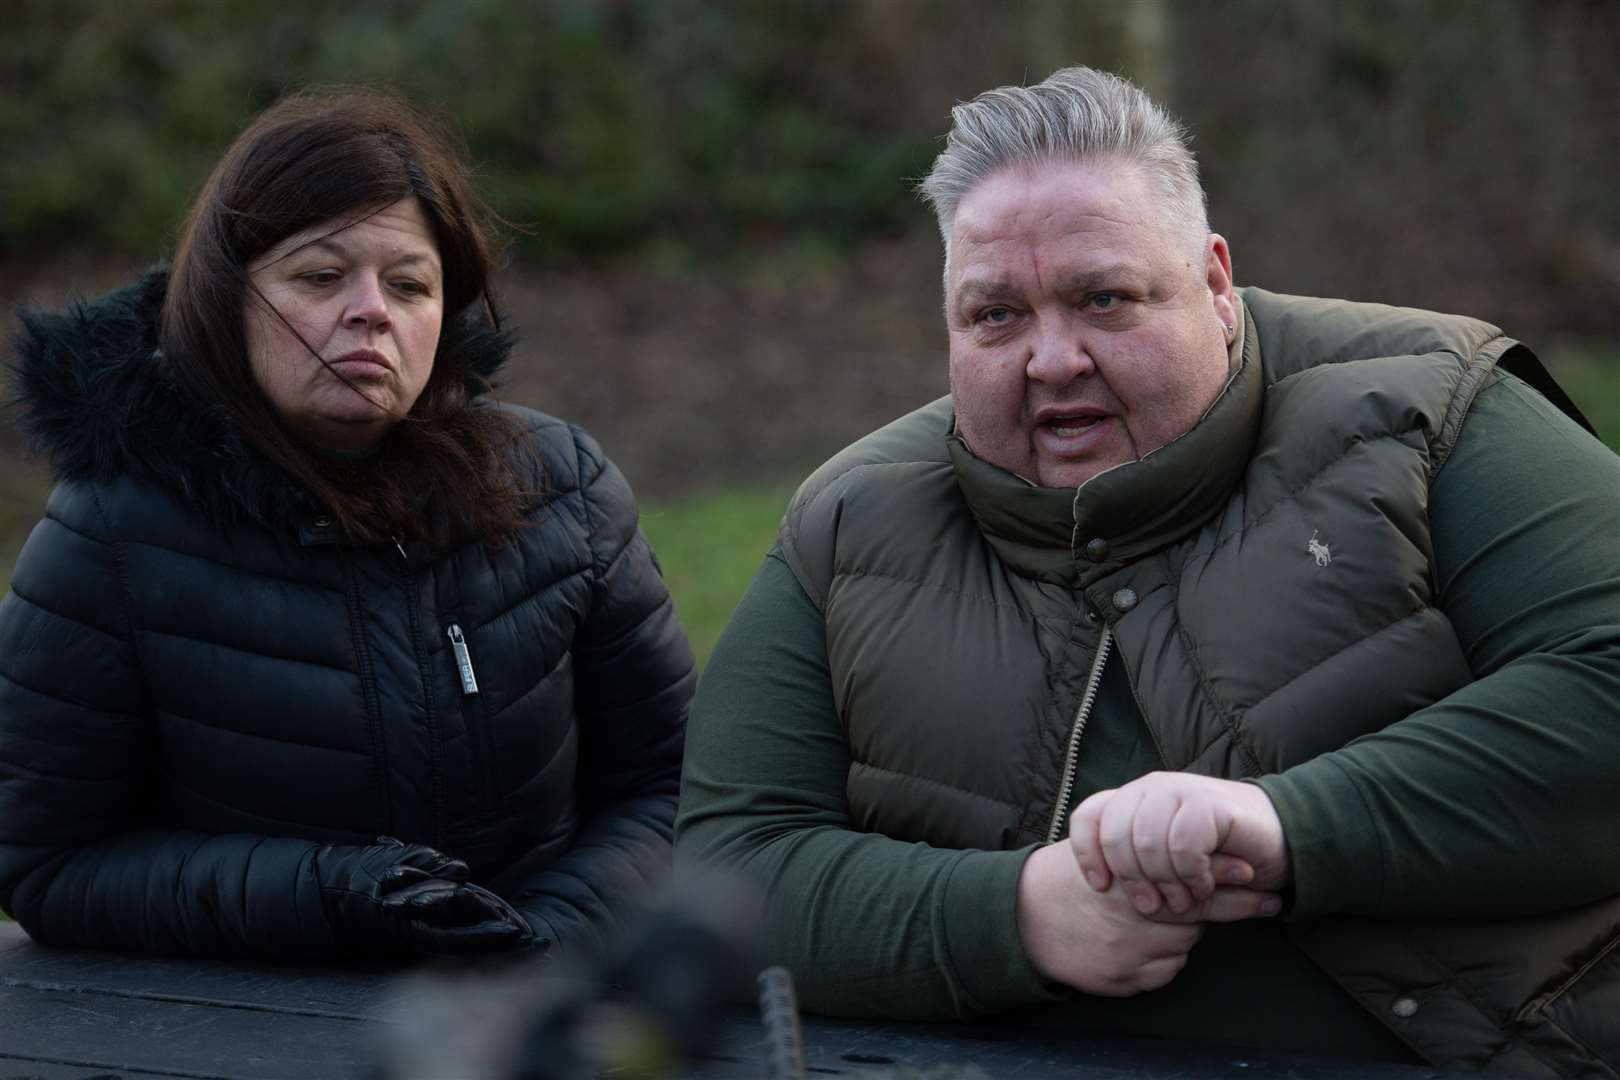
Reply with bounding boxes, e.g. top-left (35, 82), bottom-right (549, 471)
top-left (1046, 416), bottom-right (1104, 437)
